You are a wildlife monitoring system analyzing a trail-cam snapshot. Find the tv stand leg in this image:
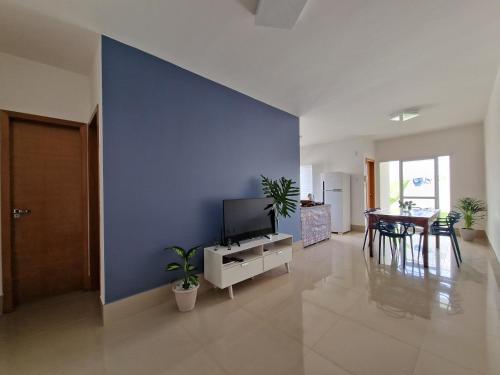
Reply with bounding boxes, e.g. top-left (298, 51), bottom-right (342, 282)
top-left (285, 262), bottom-right (291, 273)
top-left (228, 285), bottom-right (234, 299)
